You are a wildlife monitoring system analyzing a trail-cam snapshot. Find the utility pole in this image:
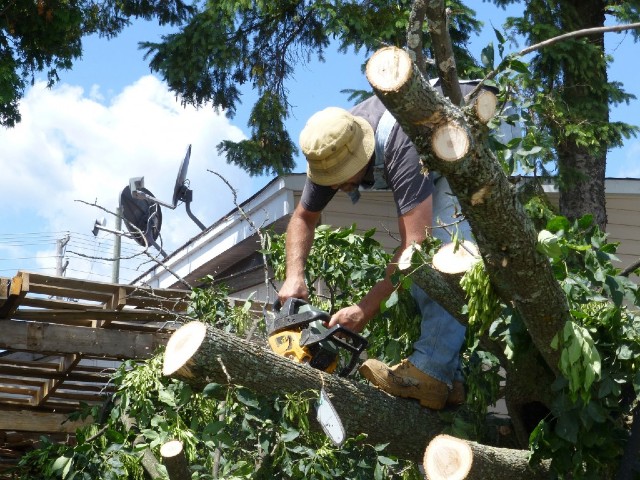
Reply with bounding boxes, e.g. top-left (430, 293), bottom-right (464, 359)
top-left (56, 234), bottom-right (70, 277)
top-left (112, 207), bottom-right (122, 284)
